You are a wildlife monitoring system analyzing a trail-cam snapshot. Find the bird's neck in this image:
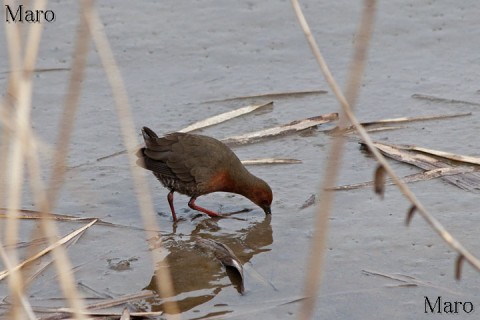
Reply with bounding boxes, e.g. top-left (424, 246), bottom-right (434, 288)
top-left (227, 168), bottom-right (262, 199)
